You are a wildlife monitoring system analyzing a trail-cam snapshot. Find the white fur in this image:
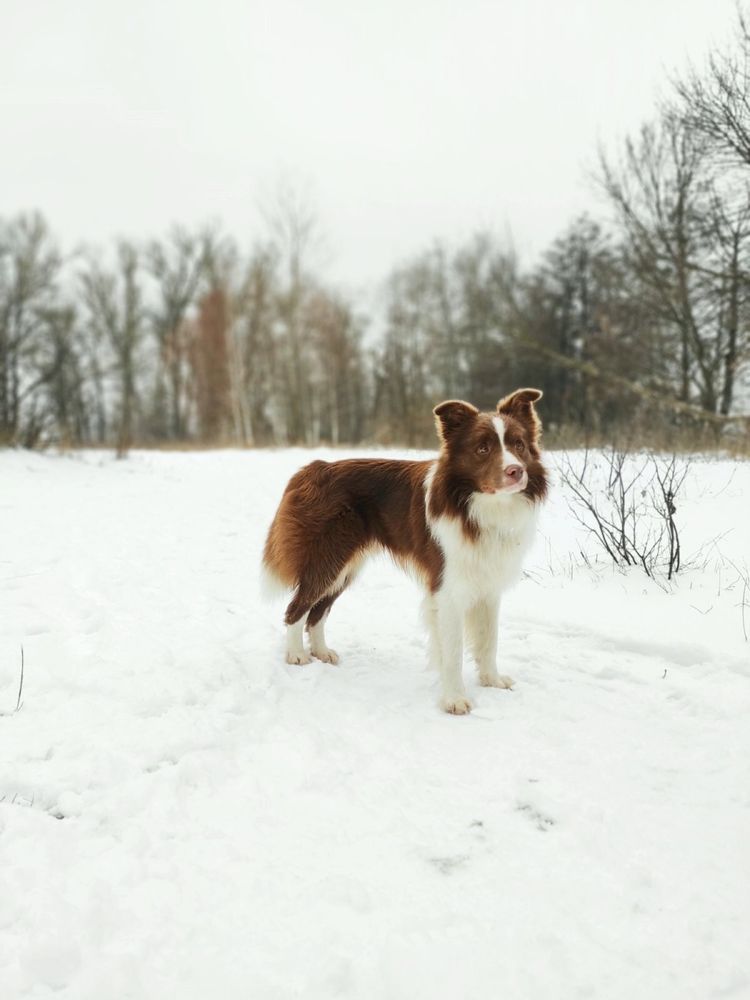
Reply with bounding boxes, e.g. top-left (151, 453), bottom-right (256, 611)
top-left (262, 565), bottom-right (313, 664)
top-left (430, 494), bottom-right (536, 608)
top-left (260, 564), bottom-right (289, 601)
top-left (425, 465), bottom-right (537, 712)
top-left (286, 618), bottom-right (310, 665)
top-left (466, 598), bottom-right (514, 689)
top-left (492, 414), bottom-right (526, 490)
top-left (492, 415), bottom-right (506, 447)
top-left (309, 611), bottom-right (339, 664)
